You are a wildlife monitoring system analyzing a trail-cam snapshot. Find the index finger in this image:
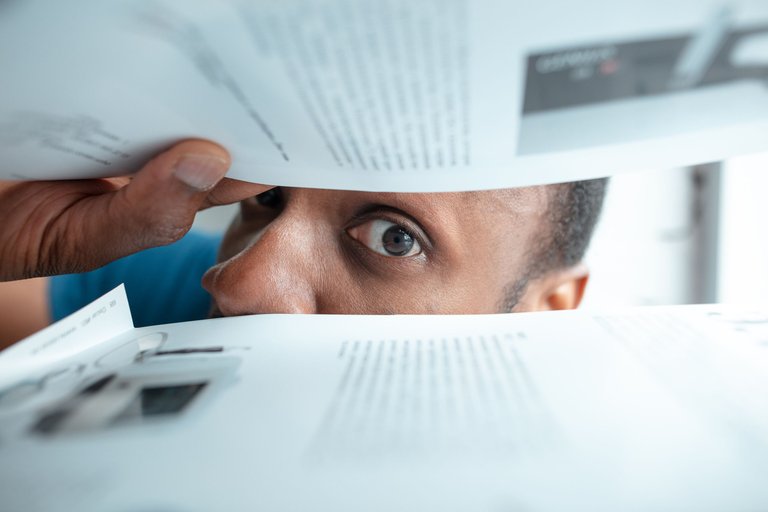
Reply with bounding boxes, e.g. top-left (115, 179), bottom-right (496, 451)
top-left (201, 178), bottom-right (275, 210)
